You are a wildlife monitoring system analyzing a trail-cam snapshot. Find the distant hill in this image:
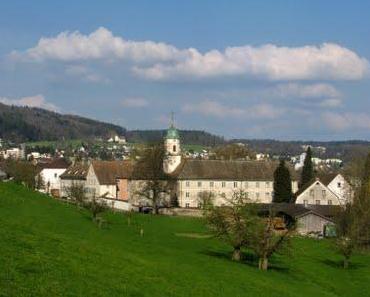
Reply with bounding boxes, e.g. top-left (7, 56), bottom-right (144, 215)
top-left (0, 103), bottom-right (126, 142)
top-left (0, 103), bottom-right (225, 146)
